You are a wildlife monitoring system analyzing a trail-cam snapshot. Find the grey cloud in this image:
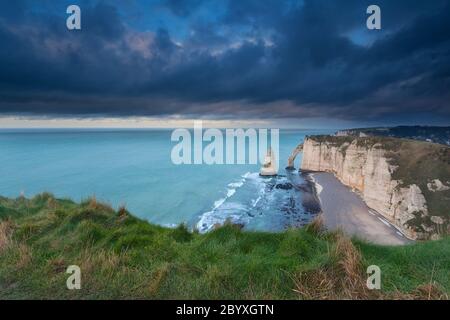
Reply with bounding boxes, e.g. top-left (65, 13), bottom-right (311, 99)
top-left (0, 0), bottom-right (449, 123)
